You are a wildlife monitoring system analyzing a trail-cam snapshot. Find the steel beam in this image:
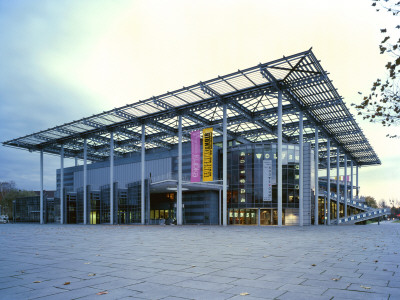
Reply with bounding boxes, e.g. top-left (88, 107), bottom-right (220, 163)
top-left (327, 138), bottom-right (330, 225)
top-left (83, 139), bottom-right (87, 225)
top-left (277, 91), bottom-right (283, 226)
top-left (223, 103), bottom-right (228, 226)
top-left (344, 155), bottom-right (348, 218)
top-left (177, 115), bottom-right (182, 225)
top-left (110, 132), bottom-right (114, 225)
top-left (350, 160), bottom-right (354, 203)
top-left (356, 165), bottom-right (359, 199)
top-left (336, 148), bottom-right (340, 224)
top-left (299, 111), bottom-right (304, 226)
top-left (314, 127), bottom-right (319, 225)
top-left (60, 145), bottom-right (64, 225)
top-left (40, 150), bottom-right (44, 225)
top-left (141, 124), bottom-right (145, 225)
